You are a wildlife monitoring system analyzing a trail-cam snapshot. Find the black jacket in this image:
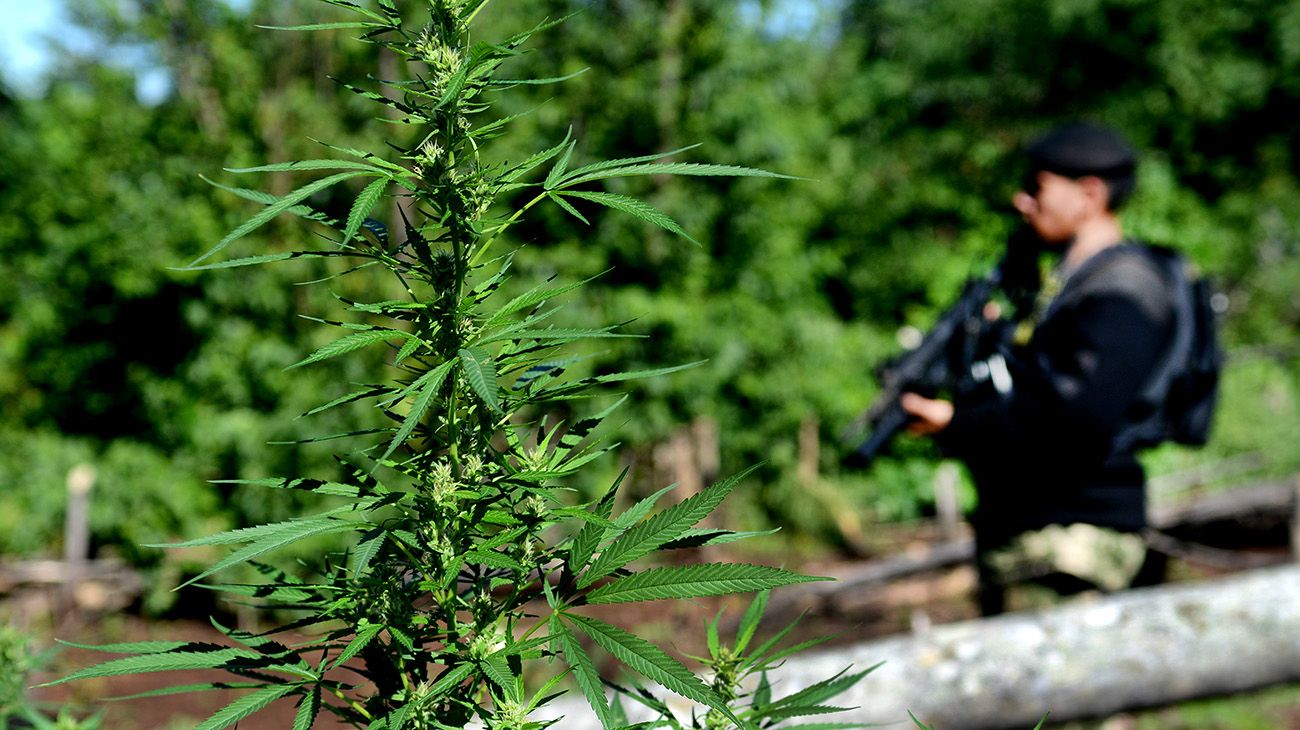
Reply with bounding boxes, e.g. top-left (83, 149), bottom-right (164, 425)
top-left (941, 244), bottom-right (1177, 545)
